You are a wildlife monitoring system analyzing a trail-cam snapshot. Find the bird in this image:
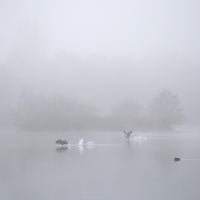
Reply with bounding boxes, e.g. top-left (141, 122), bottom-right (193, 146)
top-left (60, 140), bottom-right (68, 145)
top-left (174, 157), bottom-right (180, 161)
top-left (124, 130), bottom-right (132, 139)
top-left (56, 139), bottom-right (62, 144)
top-left (78, 138), bottom-right (84, 146)
top-left (55, 139), bottom-right (68, 145)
